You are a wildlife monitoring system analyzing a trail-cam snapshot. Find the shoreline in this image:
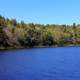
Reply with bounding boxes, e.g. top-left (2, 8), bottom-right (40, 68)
top-left (0, 45), bottom-right (80, 51)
